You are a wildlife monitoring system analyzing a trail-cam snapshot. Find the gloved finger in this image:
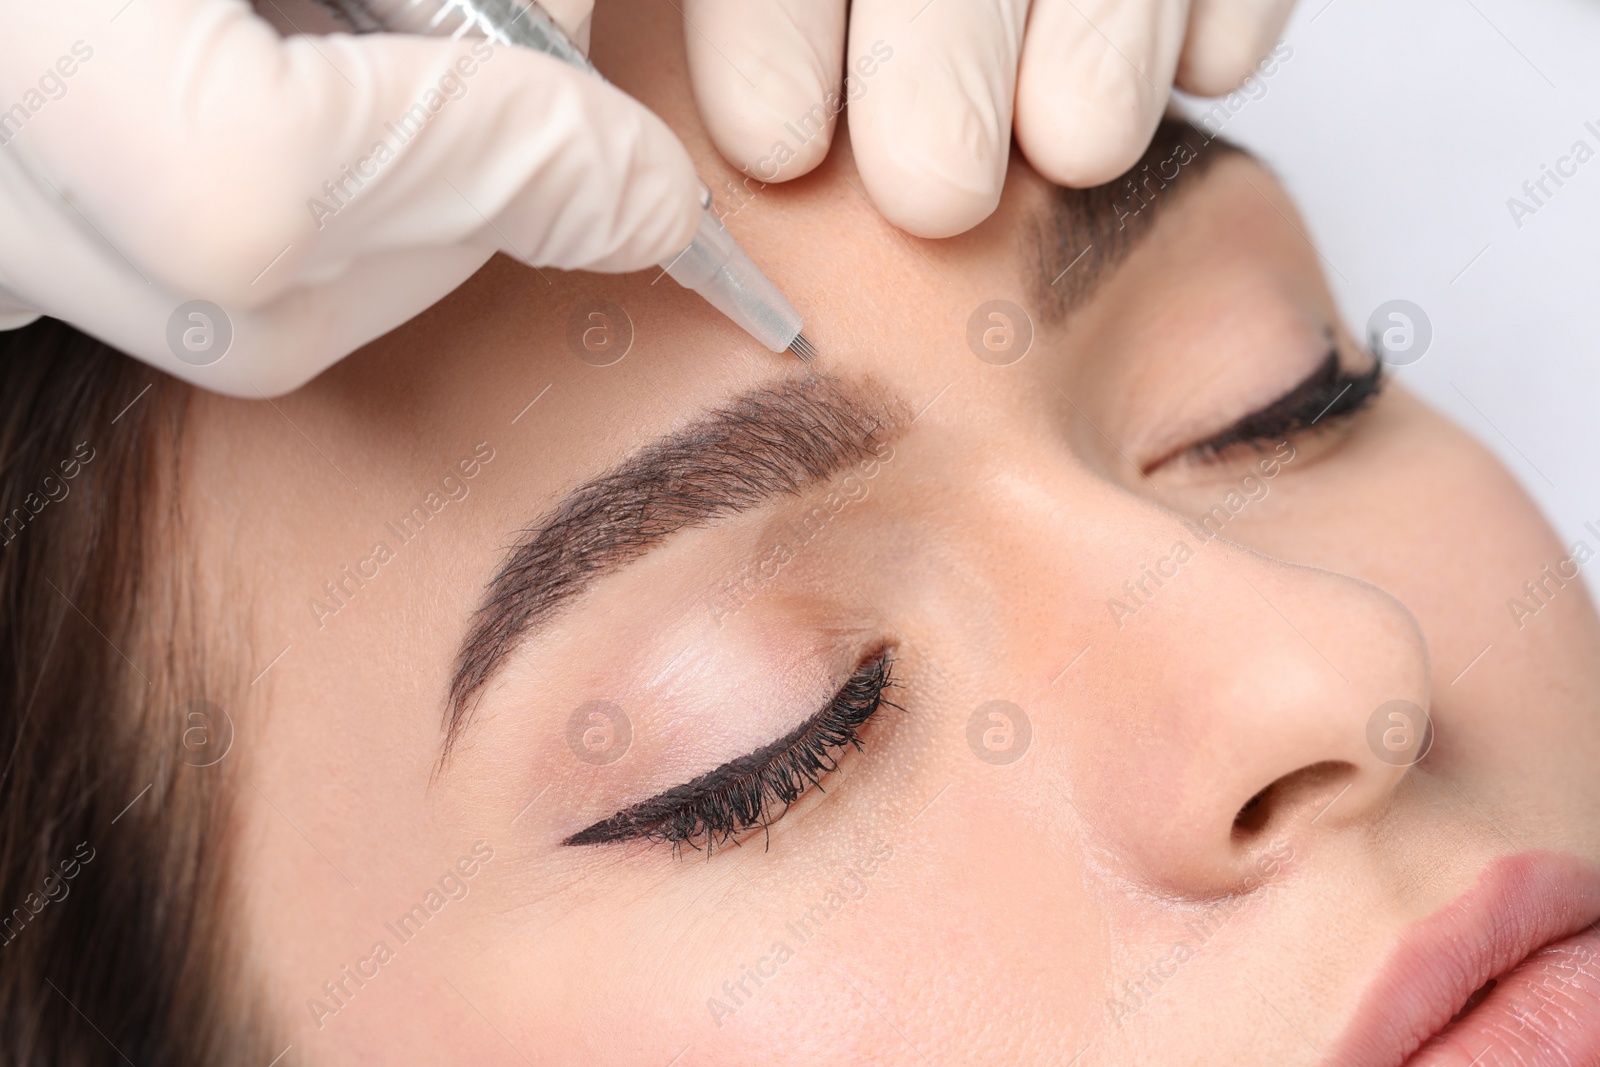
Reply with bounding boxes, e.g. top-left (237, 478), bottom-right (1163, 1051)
top-left (2, 0), bottom-right (701, 313)
top-left (1176, 0), bottom-right (1296, 96)
top-left (0, 126), bottom-right (489, 397)
top-left (847, 0), bottom-right (1029, 239)
top-left (681, 0), bottom-right (846, 182)
top-left (0, 290), bottom-right (41, 332)
top-left (1014, 0), bottom-right (1191, 189)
